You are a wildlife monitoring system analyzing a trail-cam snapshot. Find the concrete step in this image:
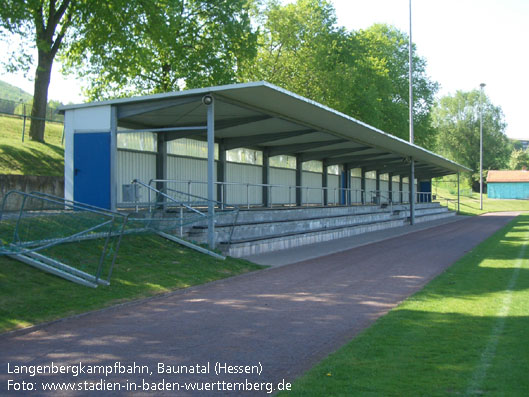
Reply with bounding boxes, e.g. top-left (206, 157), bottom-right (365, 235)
top-left (414, 209), bottom-right (457, 223)
top-left (190, 211), bottom-right (395, 242)
top-left (222, 218), bottom-right (408, 257)
top-left (189, 203), bottom-right (451, 244)
top-left (193, 202), bottom-right (443, 226)
top-left (222, 209), bottom-right (456, 258)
